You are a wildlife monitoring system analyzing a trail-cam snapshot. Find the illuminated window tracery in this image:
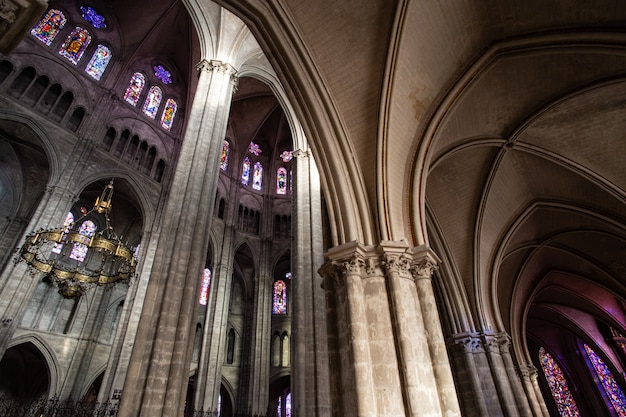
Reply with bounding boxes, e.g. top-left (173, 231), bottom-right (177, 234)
top-left (539, 347), bottom-right (580, 416)
top-left (272, 280), bottom-right (287, 315)
top-left (584, 343), bottom-right (626, 416)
